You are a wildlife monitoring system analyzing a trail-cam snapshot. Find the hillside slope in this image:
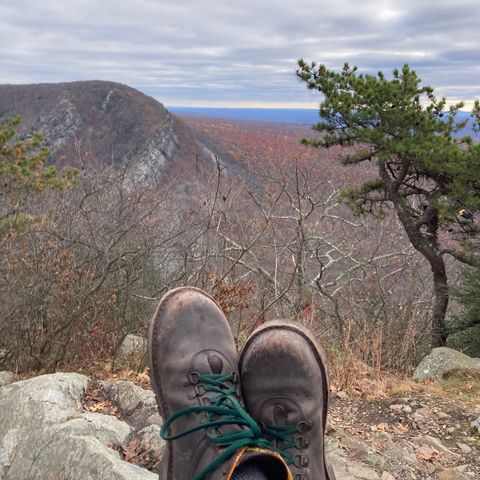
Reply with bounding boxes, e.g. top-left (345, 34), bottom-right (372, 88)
top-left (0, 81), bottom-right (217, 183)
